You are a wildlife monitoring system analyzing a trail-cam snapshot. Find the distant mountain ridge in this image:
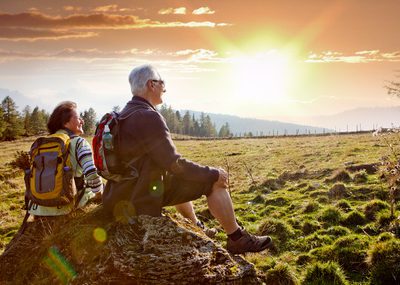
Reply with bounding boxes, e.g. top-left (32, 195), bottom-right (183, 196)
top-left (181, 110), bottom-right (330, 136)
top-left (307, 106), bottom-right (400, 132)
